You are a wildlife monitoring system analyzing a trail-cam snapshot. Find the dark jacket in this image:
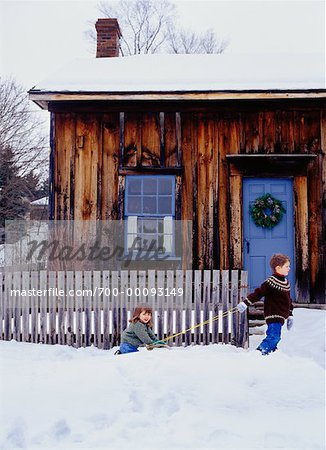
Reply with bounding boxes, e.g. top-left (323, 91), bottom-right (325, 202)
top-left (244, 273), bottom-right (293, 324)
top-left (121, 321), bottom-right (158, 347)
